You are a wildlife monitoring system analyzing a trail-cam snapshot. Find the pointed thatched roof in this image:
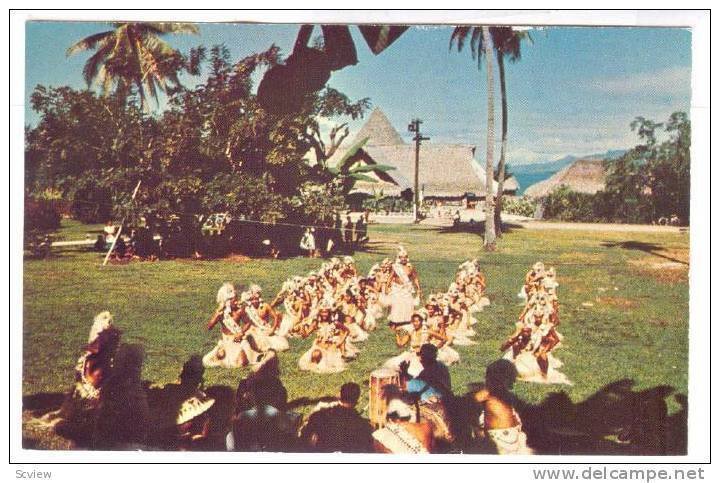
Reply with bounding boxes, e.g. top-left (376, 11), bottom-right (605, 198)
top-left (524, 159), bottom-right (606, 198)
top-left (327, 109), bottom-right (519, 198)
top-left (353, 108), bottom-right (406, 146)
